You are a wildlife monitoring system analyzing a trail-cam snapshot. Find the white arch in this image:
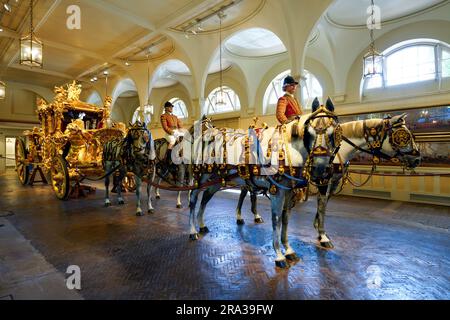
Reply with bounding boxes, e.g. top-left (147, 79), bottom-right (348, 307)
top-left (86, 91), bottom-right (102, 106)
top-left (111, 78), bottom-right (138, 106)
